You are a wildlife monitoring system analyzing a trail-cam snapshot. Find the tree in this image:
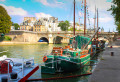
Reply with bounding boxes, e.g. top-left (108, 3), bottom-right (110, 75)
top-left (58, 20), bottom-right (70, 31)
top-left (76, 23), bottom-right (79, 26)
top-left (0, 6), bottom-right (12, 34)
top-left (109, 0), bottom-right (120, 32)
top-left (68, 27), bottom-right (77, 31)
top-left (13, 23), bottom-right (20, 30)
